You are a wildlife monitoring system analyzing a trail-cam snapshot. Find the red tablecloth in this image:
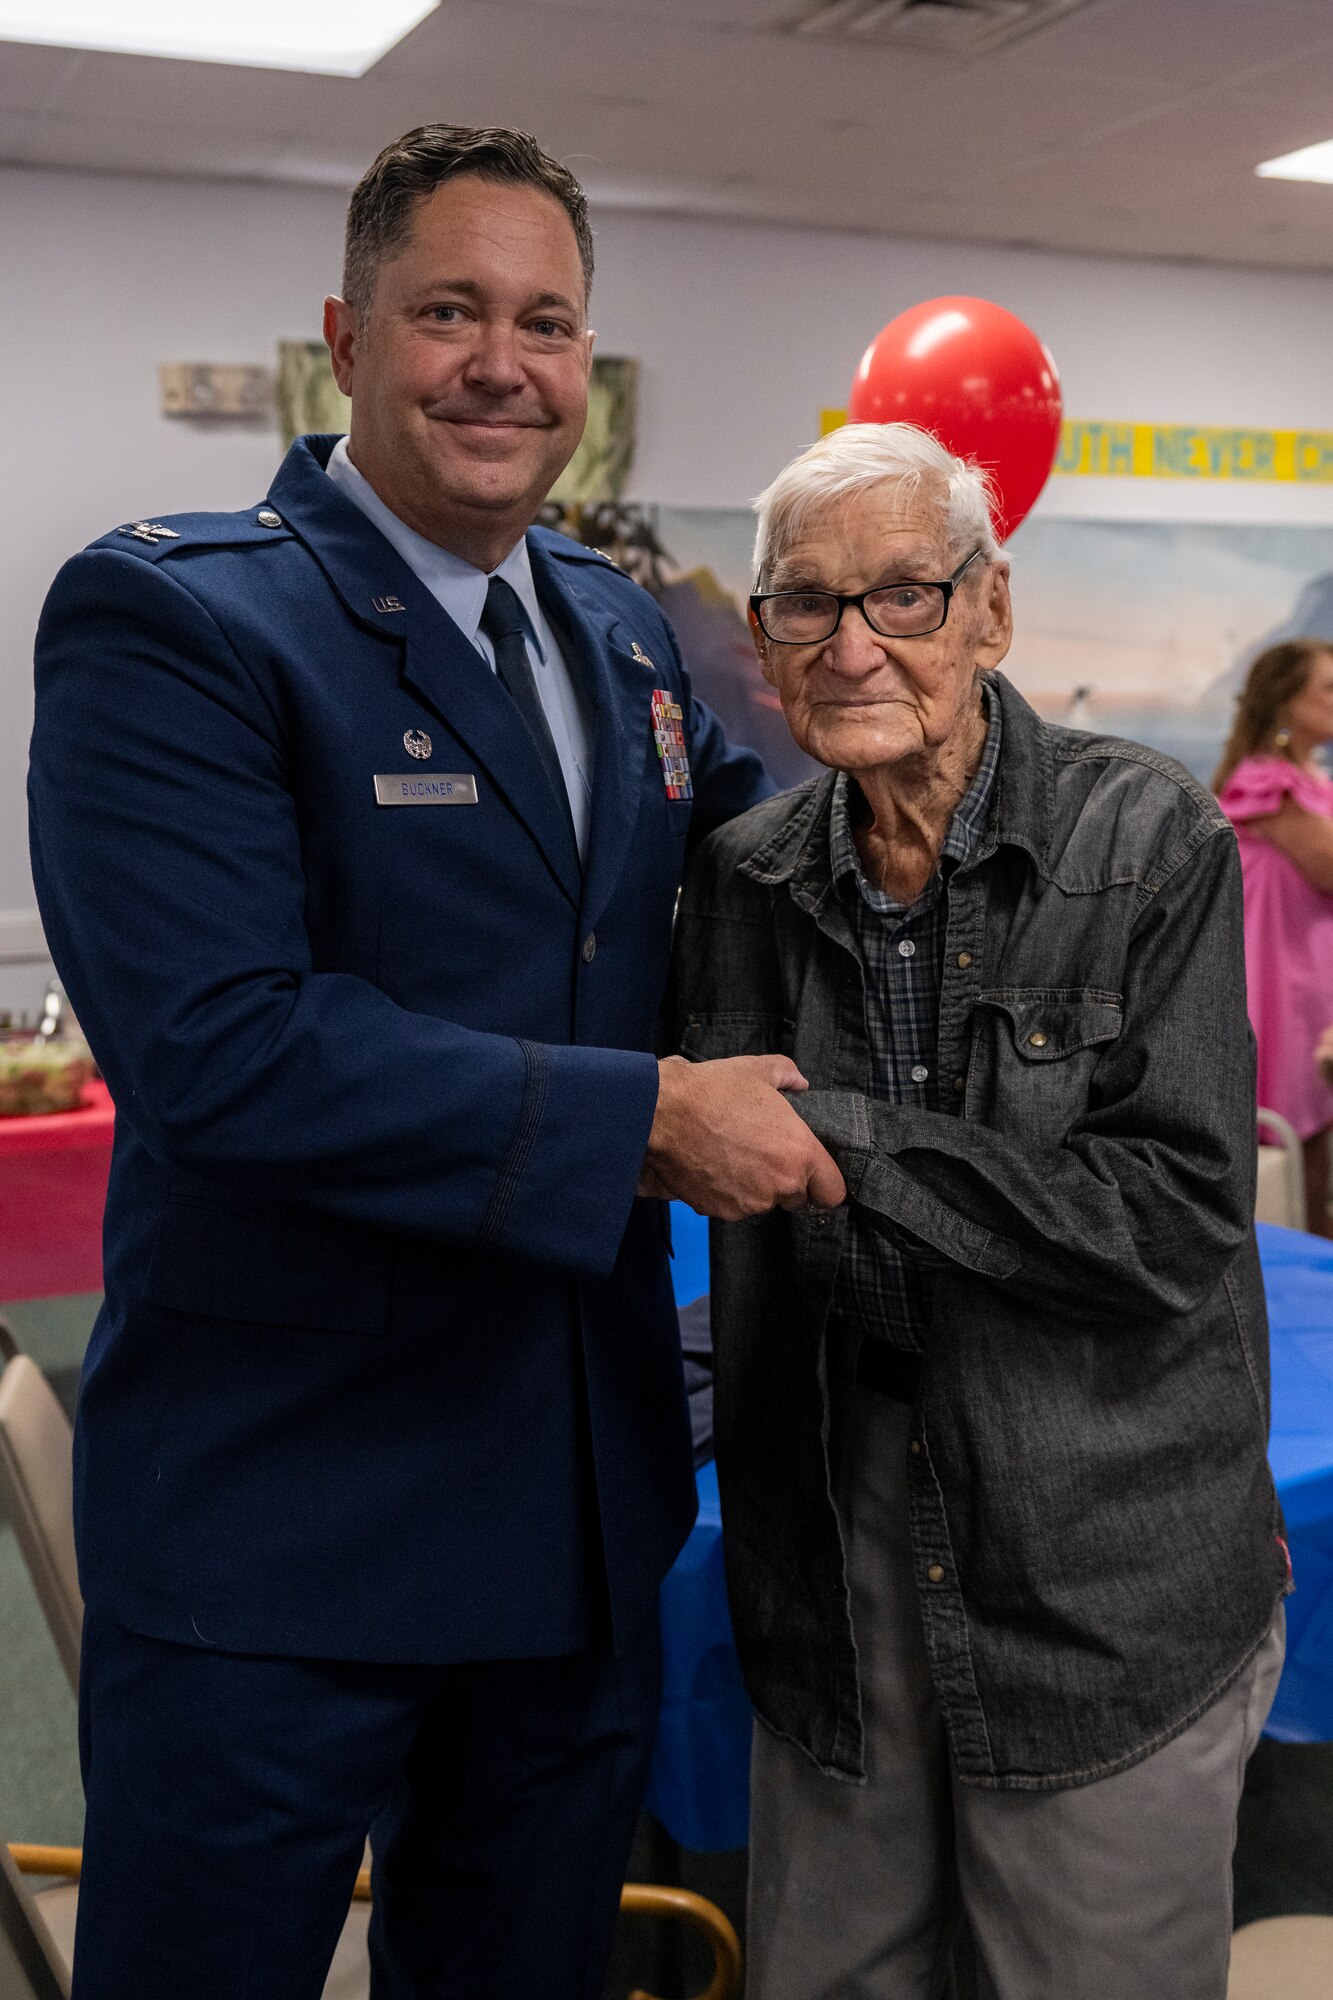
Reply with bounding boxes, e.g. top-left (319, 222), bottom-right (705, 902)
top-left (0, 1080), bottom-right (113, 1299)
